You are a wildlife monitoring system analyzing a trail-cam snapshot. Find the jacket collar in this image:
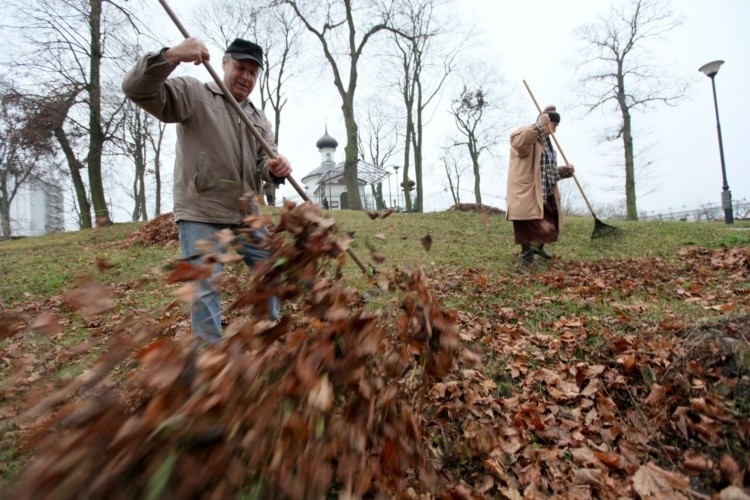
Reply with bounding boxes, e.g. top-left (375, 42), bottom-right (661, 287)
top-left (206, 81), bottom-right (258, 113)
